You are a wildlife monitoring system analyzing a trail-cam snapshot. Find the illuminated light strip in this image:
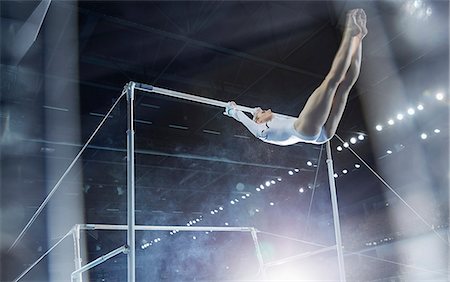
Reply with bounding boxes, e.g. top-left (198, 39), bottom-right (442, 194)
top-left (43, 105), bottom-right (69, 112)
top-left (169, 124), bottom-right (189, 130)
top-left (90, 112), bottom-right (113, 118)
top-left (135, 119), bottom-right (153, 125)
top-left (203, 129), bottom-right (221, 135)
